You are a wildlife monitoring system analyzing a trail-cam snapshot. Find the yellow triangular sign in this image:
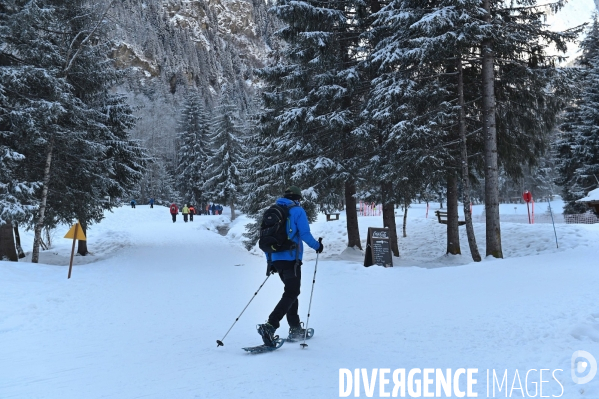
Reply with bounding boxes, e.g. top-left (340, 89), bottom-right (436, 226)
top-left (64, 222), bottom-right (87, 241)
